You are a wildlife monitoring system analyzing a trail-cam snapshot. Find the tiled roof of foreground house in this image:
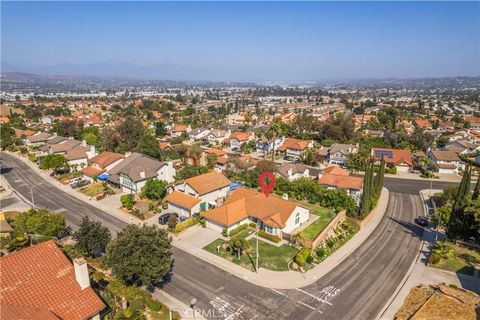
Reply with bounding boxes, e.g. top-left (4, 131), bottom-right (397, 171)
top-left (225, 131), bottom-right (254, 142)
top-left (0, 241), bottom-right (105, 320)
top-left (185, 171), bottom-right (231, 195)
top-left (165, 191), bottom-right (201, 209)
top-left (277, 138), bottom-right (311, 151)
top-left (371, 148), bottom-right (413, 167)
top-left (202, 188), bottom-right (299, 228)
